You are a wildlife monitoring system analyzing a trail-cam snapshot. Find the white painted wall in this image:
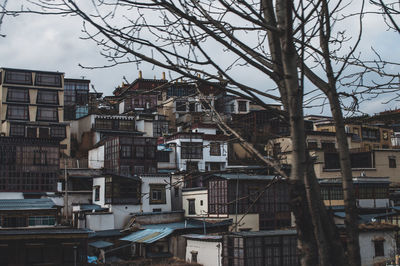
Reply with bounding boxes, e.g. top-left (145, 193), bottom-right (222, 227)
top-left (93, 177), bottom-right (106, 207)
top-left (192, 127), bottom-right (217, 135)
top-left (228, 214), bottom-right (259, 231)
top-left (119, 101), bottom-right (125, 114)
top-left (70, 115), bottom-right (94, 142)
top-left (182, 189), bottom-right (208, 217)
top-left (109, 204), bottom-right (141, 229)
top-left (141, 175), bottom-right (172, 213)
top-left (88, 145), bottom-right (105, 169)
top-left (86, 213), bottom-right (115, 231)
top-left (359, 230), bottom-right (397, 266)
top-left (186, 239), bottom-right (222, 266)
